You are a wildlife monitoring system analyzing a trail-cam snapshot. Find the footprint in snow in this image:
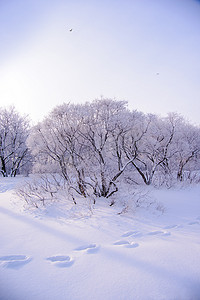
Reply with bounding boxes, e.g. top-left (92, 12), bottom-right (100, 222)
top-left (113, 240), bottom-right (130, 245)
top-left (121, 231), bottom-right (142, 238)
top-left (164, 224), bottom-right (179, 229)
top-left (75, 244), bottom-right (100, 254)
top-left (46, 255), bottom-right (74, 267)
top-left (0, 255), bottom-right (32, 269)
top-left (147, 230), bottom-right (164, 235)
top-left (113, 240), bottom-right (139, 248)
top-left (161, 231), bottom-right (171, 236)
top-left (125, 242), bottom-right (139, 249)
top-left (187, 221), bottom-right (200, 225)
top-left (147, 230), bottom-right (170, 236)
